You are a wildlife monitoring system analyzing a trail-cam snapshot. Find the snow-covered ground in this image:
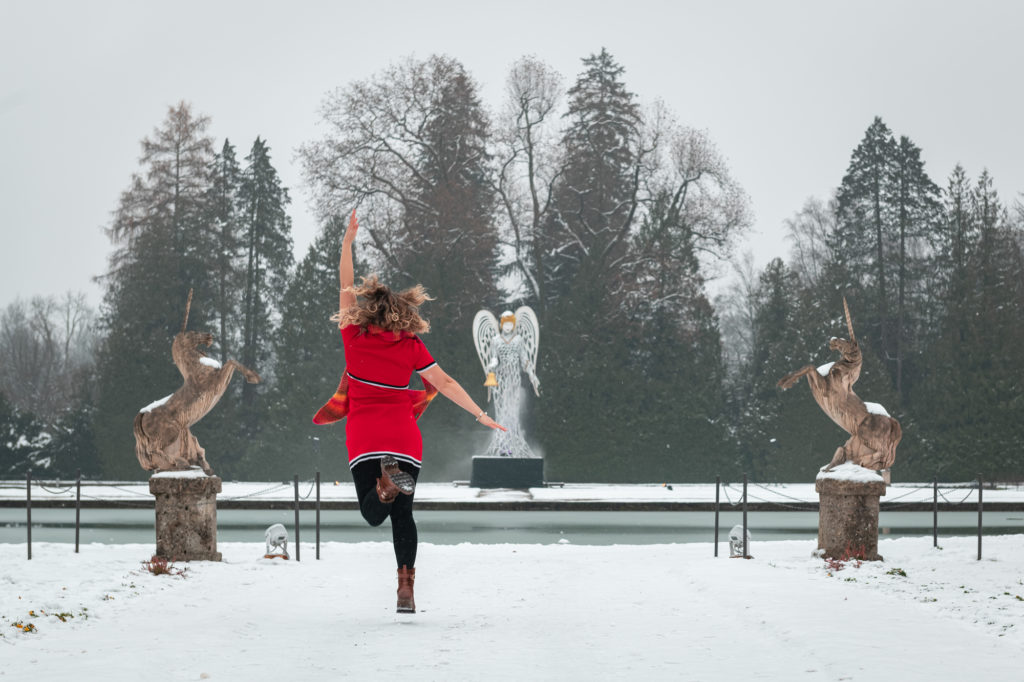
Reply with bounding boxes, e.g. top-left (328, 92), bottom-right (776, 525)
top-left (2, 535), bottom-right (1022, 681)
